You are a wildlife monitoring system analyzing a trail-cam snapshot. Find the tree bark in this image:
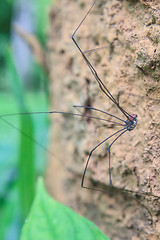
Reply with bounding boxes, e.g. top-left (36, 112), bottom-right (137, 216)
top-left (46, 0), bottom-right (160, 239)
